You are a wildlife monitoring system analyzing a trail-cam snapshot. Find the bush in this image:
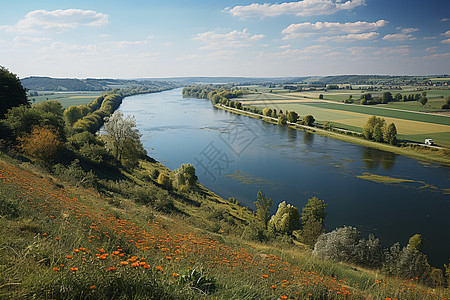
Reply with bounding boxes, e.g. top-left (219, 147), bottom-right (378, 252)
top-left (268, 201), bottom-right (300, 235)
top-left (19, 124), bottom-right (63, 161)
